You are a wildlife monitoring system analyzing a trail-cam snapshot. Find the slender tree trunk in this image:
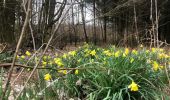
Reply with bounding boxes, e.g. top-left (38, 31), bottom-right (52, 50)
top-left (80, 0), bottom-right (88, 43)
top-left (103, 1), bottom-right (107, 43)
top-left (155, 0), bottom-right (159, 47)
top-left (71, 0), bottom-right (77, 46)
top-left (133, 2), bottom-right (139, 44)
top-left (93, 0), bottom-right (96, 44)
